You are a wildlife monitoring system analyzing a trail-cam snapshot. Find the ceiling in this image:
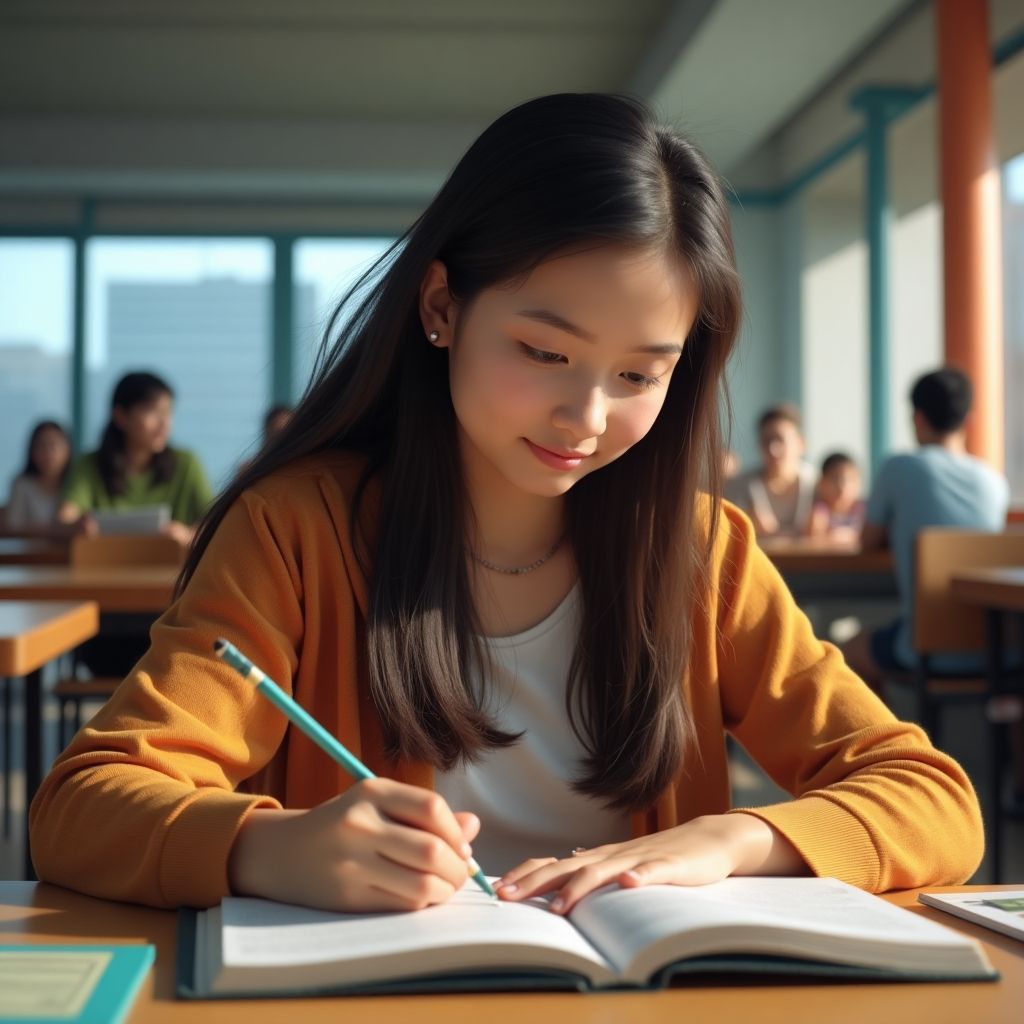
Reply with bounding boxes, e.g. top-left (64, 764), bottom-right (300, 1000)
top-left (0, 0), bottom-right (918, 201)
